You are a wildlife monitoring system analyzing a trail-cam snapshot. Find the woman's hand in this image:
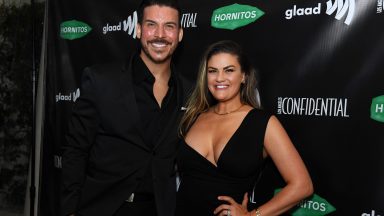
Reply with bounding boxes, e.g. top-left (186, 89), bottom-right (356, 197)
top-left (213, 193), bottom-right (252, 216)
